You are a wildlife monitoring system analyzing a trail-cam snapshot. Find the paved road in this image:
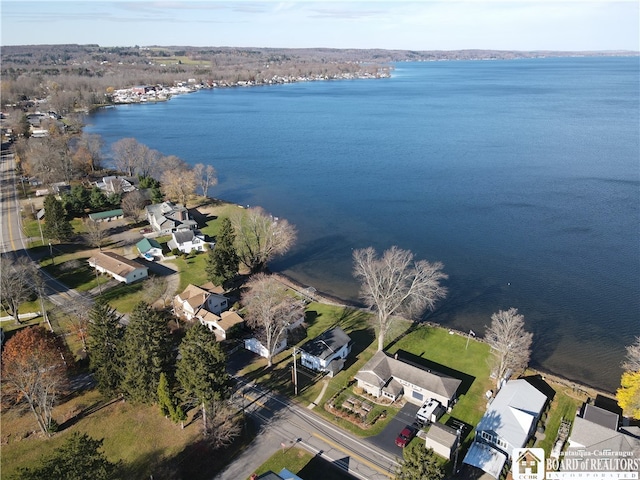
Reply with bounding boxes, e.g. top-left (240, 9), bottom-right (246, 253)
top-left (0, 151), bottom-right (92, 312)
top-left (219, 379), bottom-right (400, 480)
